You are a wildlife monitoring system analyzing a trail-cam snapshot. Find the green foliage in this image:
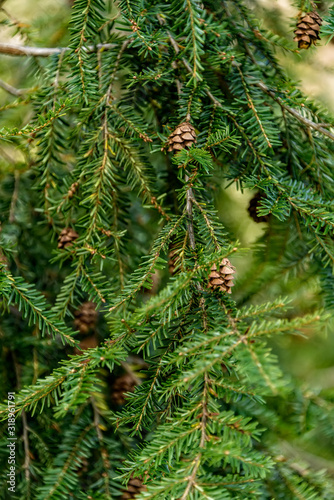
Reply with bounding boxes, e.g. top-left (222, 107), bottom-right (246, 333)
top-left (0, 0), bottom-right (334, 499)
